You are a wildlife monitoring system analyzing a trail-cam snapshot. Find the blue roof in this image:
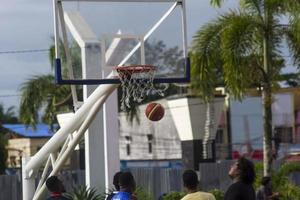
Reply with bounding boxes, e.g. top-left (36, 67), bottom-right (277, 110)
top-left (3, 123), bottom-right (56, 138)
